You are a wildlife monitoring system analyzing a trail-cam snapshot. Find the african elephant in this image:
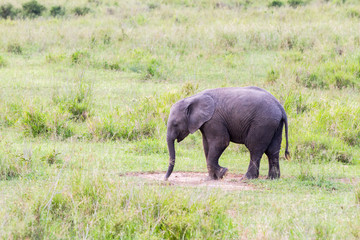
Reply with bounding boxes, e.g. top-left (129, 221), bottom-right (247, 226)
top-left (165, 87), bottom-right (289, 180)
